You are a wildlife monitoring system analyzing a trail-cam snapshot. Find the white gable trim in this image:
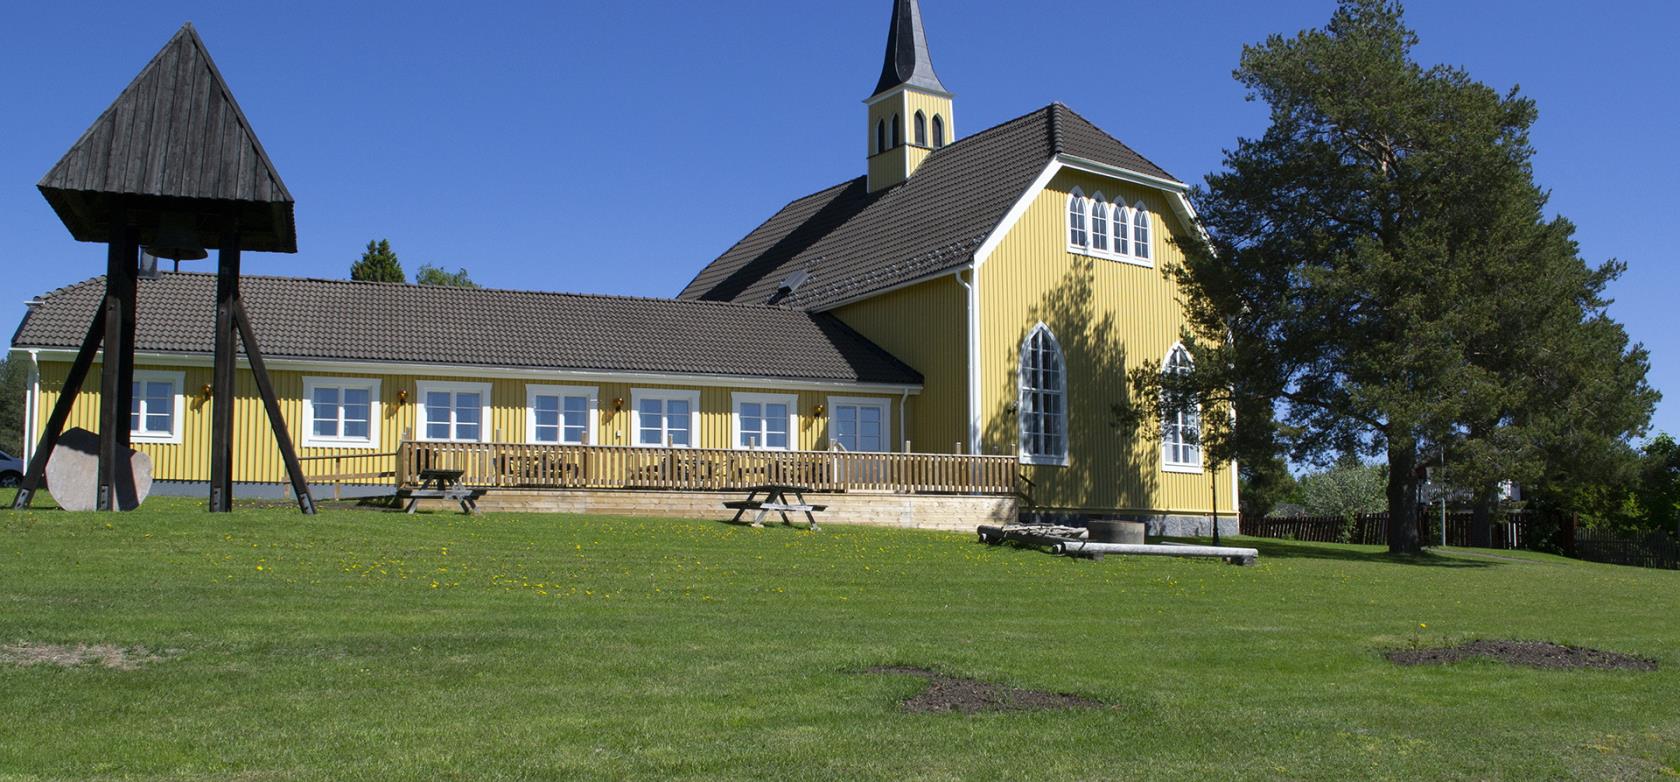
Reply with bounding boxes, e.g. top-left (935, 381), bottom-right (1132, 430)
top-left (973, 159), bottom-right (1063, 269)
top-left (973, 156), bottom-right (1203, 271)
top-left (1057, 154), bottom-right (1207, 246)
